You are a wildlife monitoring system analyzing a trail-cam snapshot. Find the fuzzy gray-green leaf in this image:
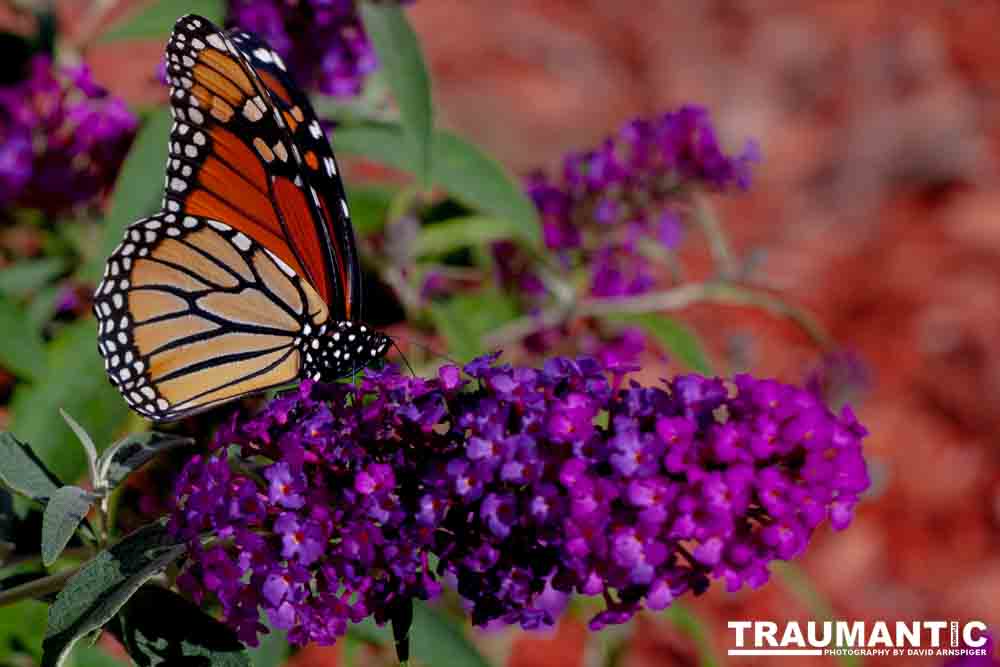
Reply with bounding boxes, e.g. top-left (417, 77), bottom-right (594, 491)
top-left (114, 585), bottom-right (250, 667)
top-left (98, 433), bottom-right (193, 490)
top-left (0, 432), bottom-right (62, 503)
top-left (42, 524), bottom-right (186, 667)
top-left (42, 486), bottom-right (93, 567)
